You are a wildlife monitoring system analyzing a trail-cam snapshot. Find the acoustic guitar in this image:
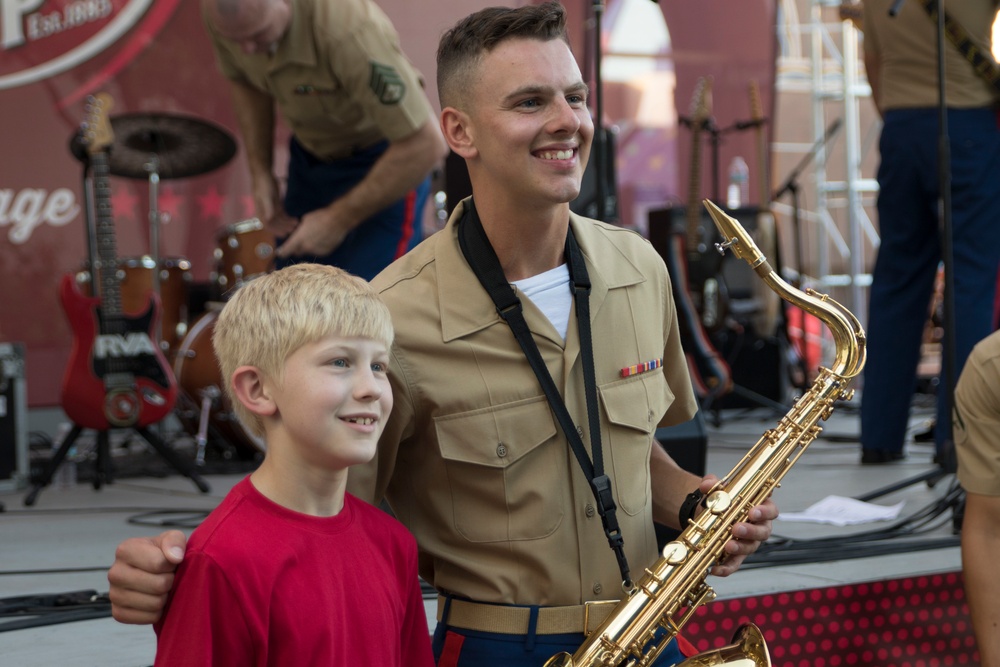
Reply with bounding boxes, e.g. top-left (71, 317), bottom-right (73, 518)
top-left (59, 93), bottom-right (178, 430)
